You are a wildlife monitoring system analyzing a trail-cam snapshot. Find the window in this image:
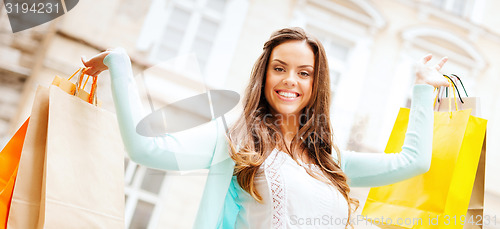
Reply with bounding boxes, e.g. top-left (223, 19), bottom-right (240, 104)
top-left (291, 0), bottom-right (385, 148)
top-left (150, 0), bottom-right (225, 70)
top-left (126, 1), bottom-right (248, 226)
top-left (431, 0), bottom-right (473, 17)
top-left (307, 25), bottom-right (353, 101)
top-left (414, 0), bottom-right (487, 24)
top-left (137, 0), bottom-right (248, 87)
top-left (124, 158), bottom-right (167, 229)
